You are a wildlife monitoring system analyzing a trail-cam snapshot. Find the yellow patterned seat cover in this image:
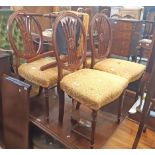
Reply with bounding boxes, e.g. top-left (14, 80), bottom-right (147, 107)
top-left (18, 57), bottom-right (69, 88)
top-left (94, 58), bottom-right (146, 83)
top-left (60, 69), bottom-right (128, 110)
